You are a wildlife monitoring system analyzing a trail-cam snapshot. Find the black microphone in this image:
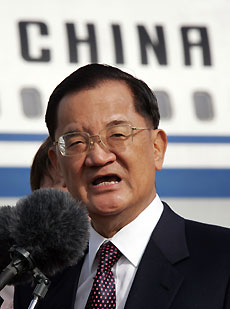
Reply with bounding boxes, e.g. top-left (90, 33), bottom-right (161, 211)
top-left (0, 188), bottom-right (90, 290)
top-left (0, 205), bottom-right (18, 271)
